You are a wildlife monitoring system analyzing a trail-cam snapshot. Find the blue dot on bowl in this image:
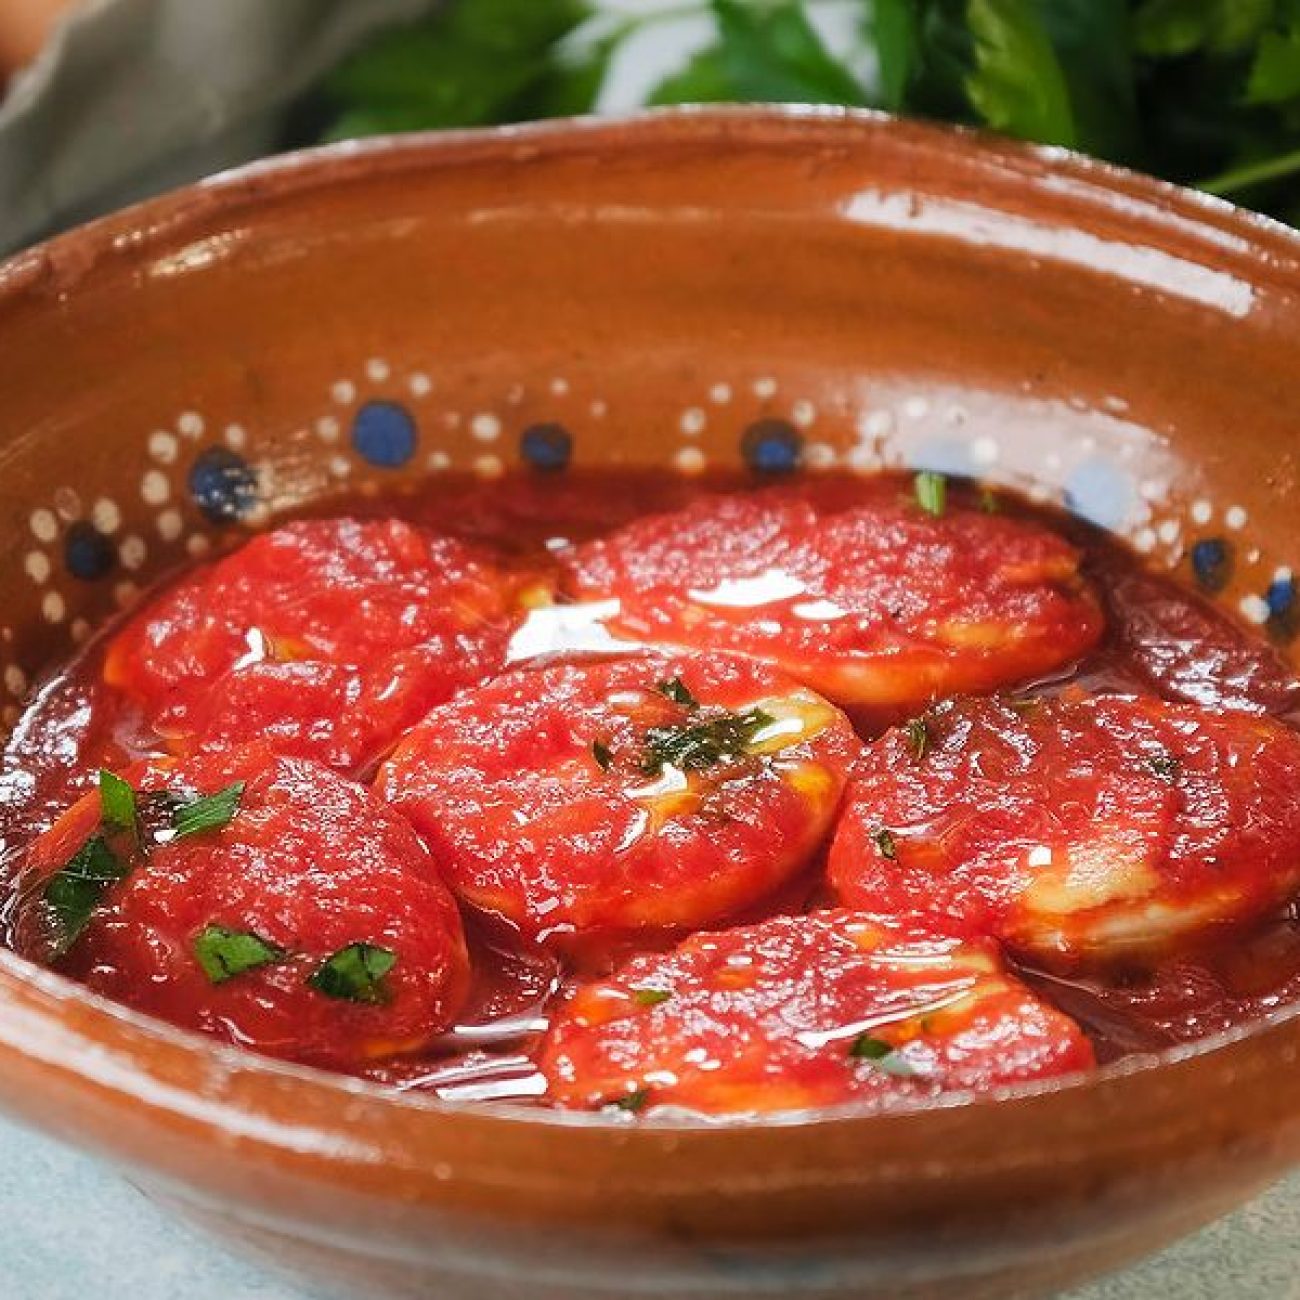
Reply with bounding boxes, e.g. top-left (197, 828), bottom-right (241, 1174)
top-left (741, 419), bottom-right (801, 475)
top-left (351, 400), bottom-right (417, 468)
top-left (520, 423), bottom-right (572, 473)
top-left (1267, 573), bottom-right (1296, 618)
top-left (63, 520), bottom-right (115, 581)
top-left (188, 447), bottom-right (258, 523)
top-left (1266, 573), bottom-right (1297, 640)
top-left (1190, 537), bottom-right (1232, 593)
